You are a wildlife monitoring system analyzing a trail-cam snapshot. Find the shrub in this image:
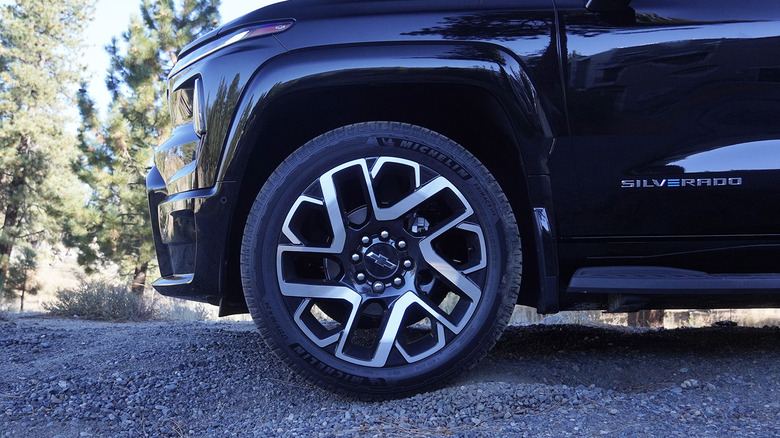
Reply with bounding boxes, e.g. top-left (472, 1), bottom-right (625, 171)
top-left (159, 300), bottom-right (213, 322)
top-left (44, 280), bottom-right (158, 321)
